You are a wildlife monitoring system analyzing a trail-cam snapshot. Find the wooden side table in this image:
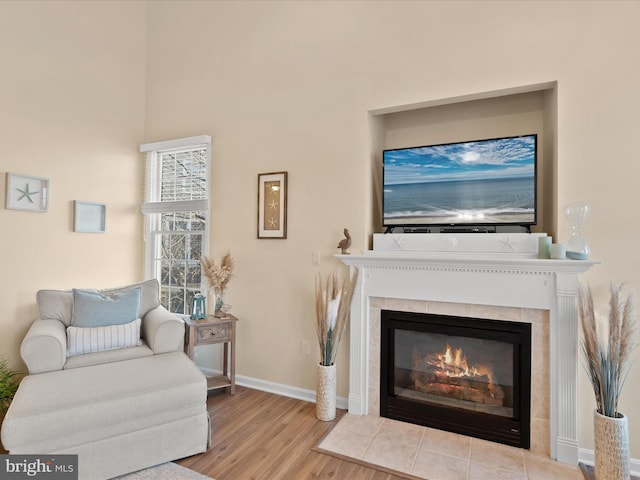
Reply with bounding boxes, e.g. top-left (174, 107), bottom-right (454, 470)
top-left (184, 314), bottom-right (238, 394)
